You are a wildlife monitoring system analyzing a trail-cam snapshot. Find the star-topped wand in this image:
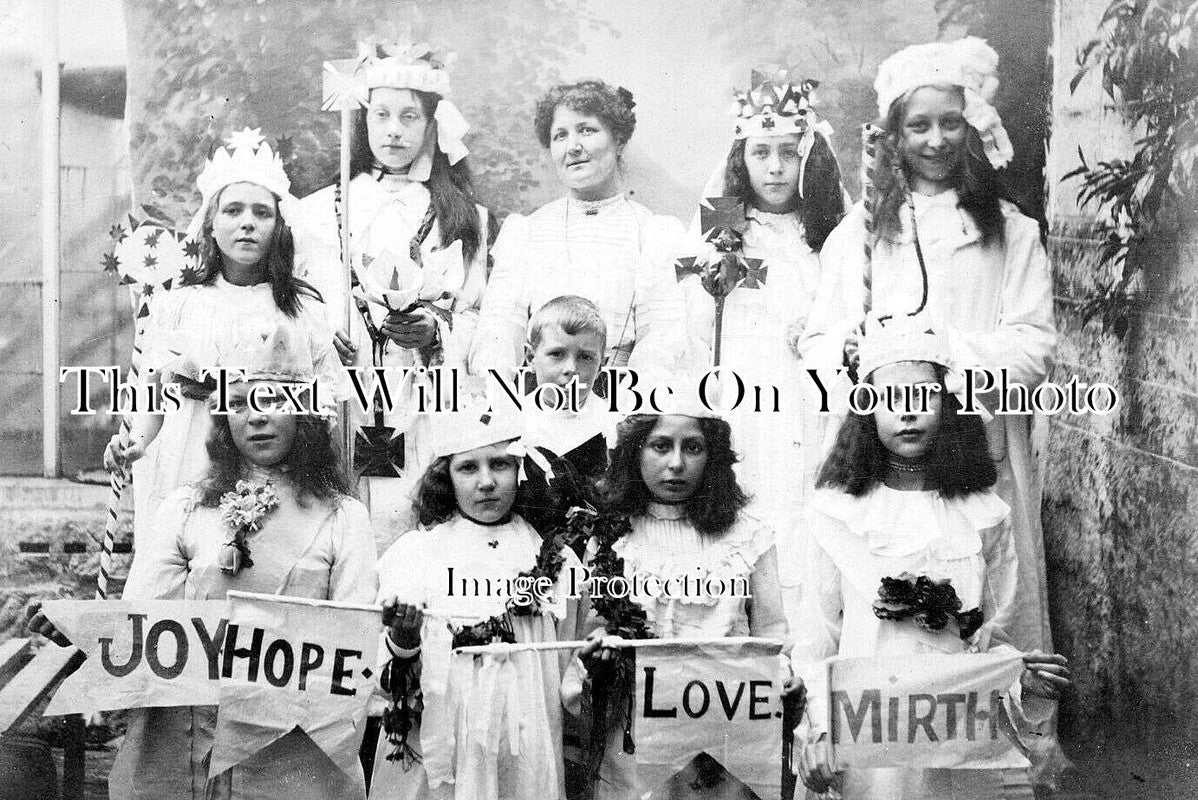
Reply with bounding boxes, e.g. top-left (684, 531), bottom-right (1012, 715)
top-left (98, 212), bottom-right (189, 599)
top-left (675, 197), bottom-right (767, 366)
